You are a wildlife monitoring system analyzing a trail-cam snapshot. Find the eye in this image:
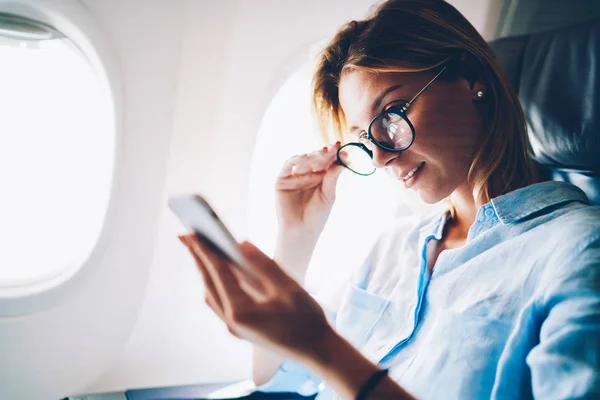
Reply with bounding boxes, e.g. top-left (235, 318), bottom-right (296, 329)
top-left (383, 100), bottom-right (408, 113)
